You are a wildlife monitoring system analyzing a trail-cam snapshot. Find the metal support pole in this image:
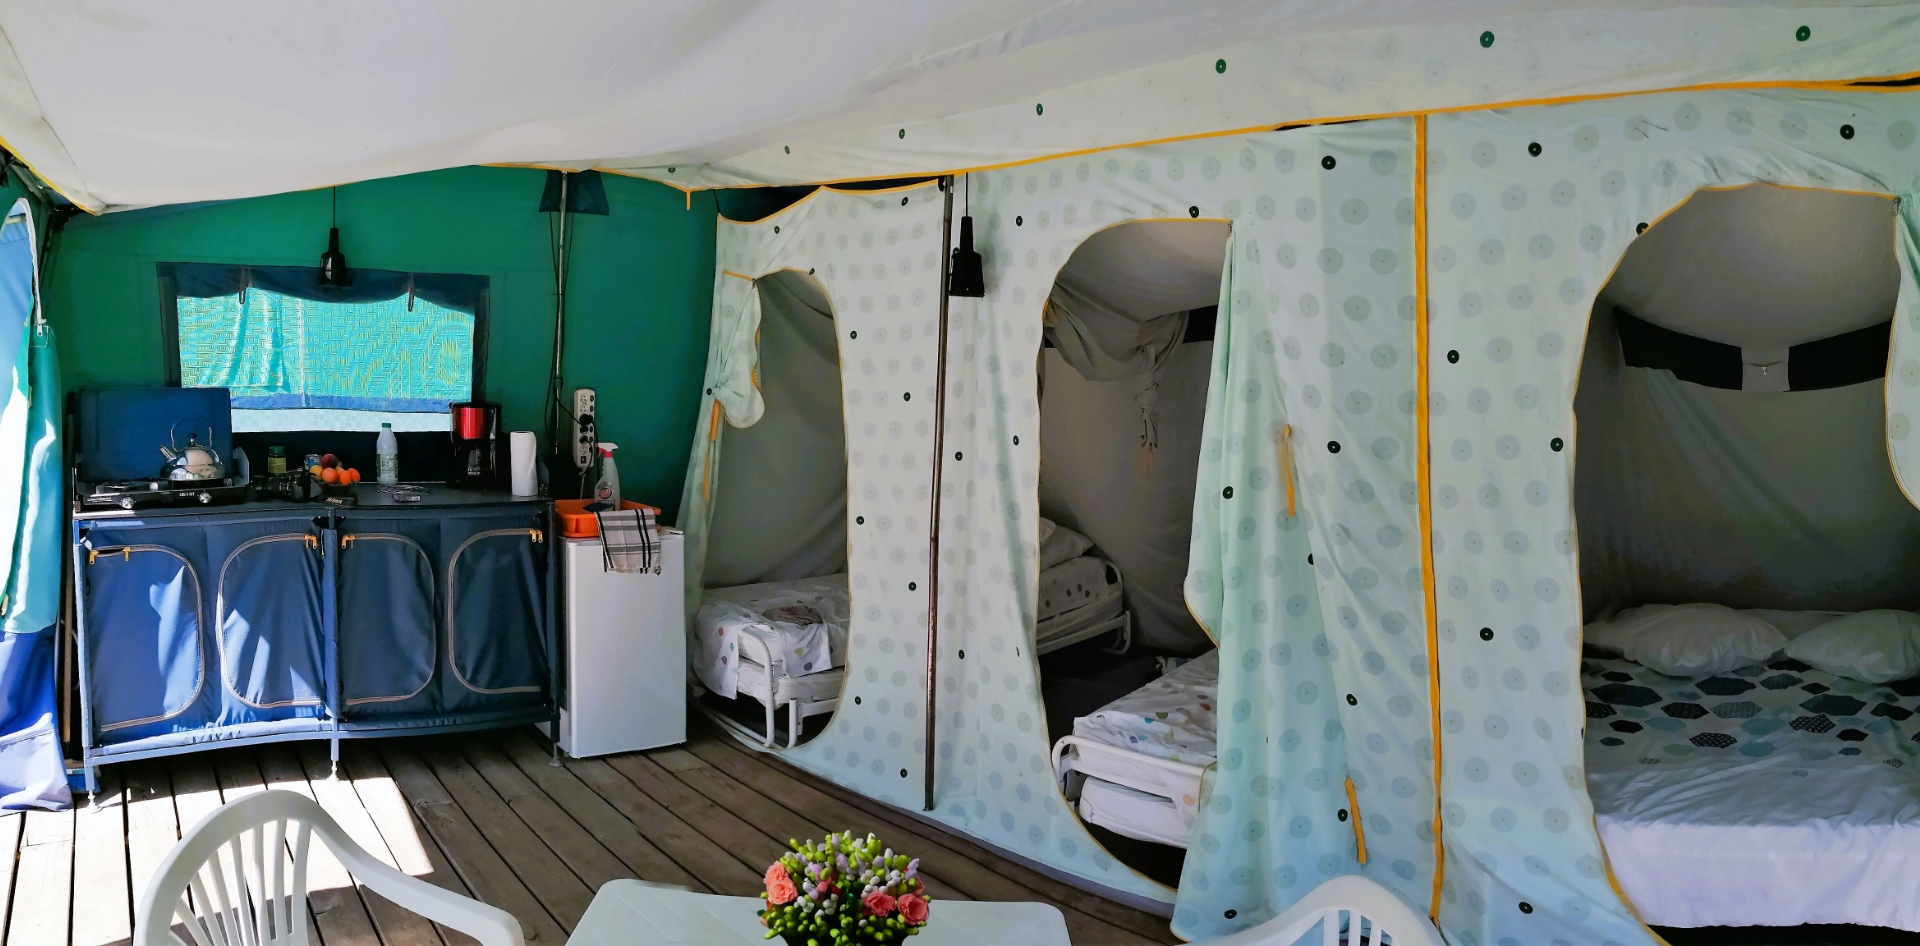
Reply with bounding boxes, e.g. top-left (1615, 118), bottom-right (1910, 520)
top-left (924, 177), bottom-right (955, 812)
